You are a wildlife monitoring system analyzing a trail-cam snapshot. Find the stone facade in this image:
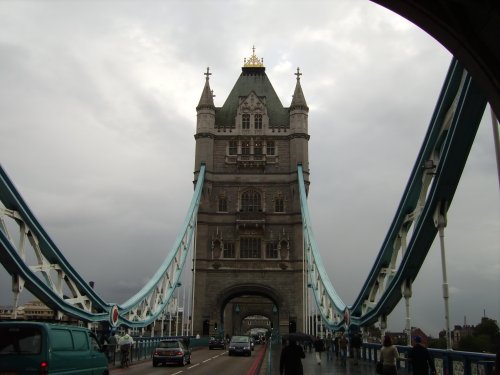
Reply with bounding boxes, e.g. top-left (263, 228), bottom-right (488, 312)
top-left (192, 51), bottom-right (310, 337)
